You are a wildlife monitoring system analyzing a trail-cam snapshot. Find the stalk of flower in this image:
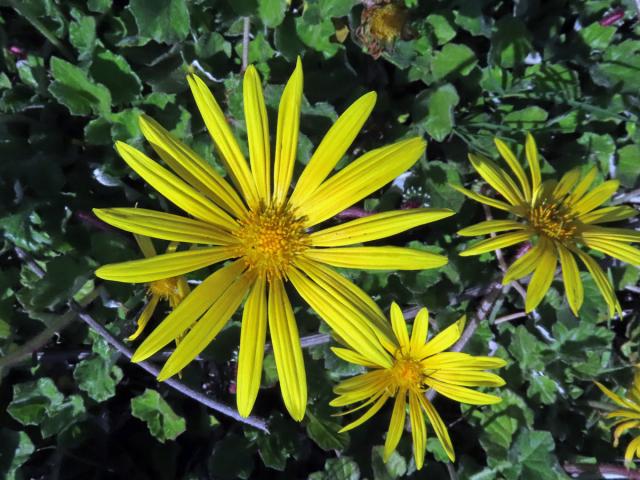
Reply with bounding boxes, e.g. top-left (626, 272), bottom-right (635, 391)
top-left (92, 59), bottom-right (455, 421)
top-left (331, 303), bottom-right (506, 470)
top-left (453, 134), bottom-right (640, 317)
top-left (128, 234), bottom-right (191, 342)
top-left (595, 372), bottom-right (640, 465)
